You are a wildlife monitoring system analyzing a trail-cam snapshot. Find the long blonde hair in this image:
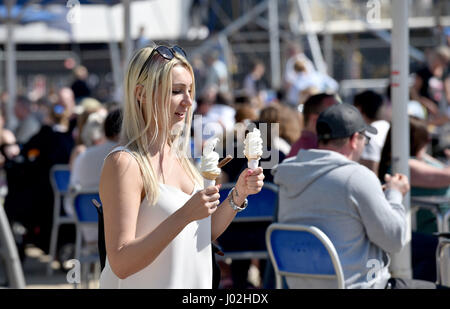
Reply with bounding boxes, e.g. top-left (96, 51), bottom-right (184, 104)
top-left (121, 46), bottom-right (202, 205)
